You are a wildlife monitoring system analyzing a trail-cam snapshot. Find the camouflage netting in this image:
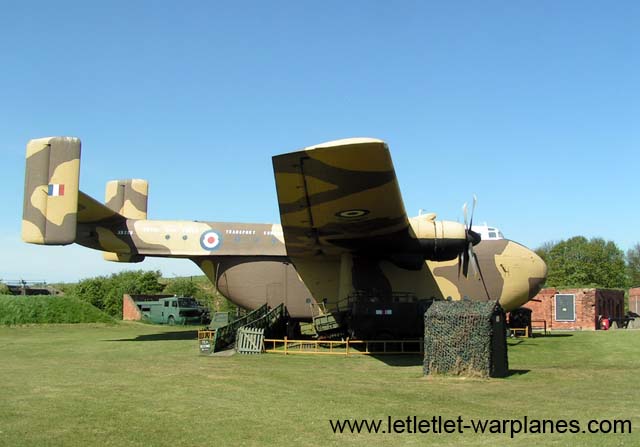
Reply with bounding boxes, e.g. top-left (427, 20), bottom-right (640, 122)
top-left (424, 301), bottom-right (508, 378)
